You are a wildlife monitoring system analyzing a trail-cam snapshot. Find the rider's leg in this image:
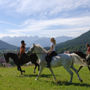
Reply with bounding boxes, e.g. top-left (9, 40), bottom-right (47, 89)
top-left (47, 51), bottom-right (57, 67)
